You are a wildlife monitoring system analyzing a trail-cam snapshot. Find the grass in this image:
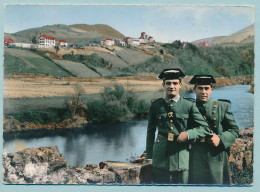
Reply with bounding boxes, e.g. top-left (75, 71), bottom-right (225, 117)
top-left (4, 54), bottom-right (38, 74)
top-left (25, 57), bottom-right (73, 76)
